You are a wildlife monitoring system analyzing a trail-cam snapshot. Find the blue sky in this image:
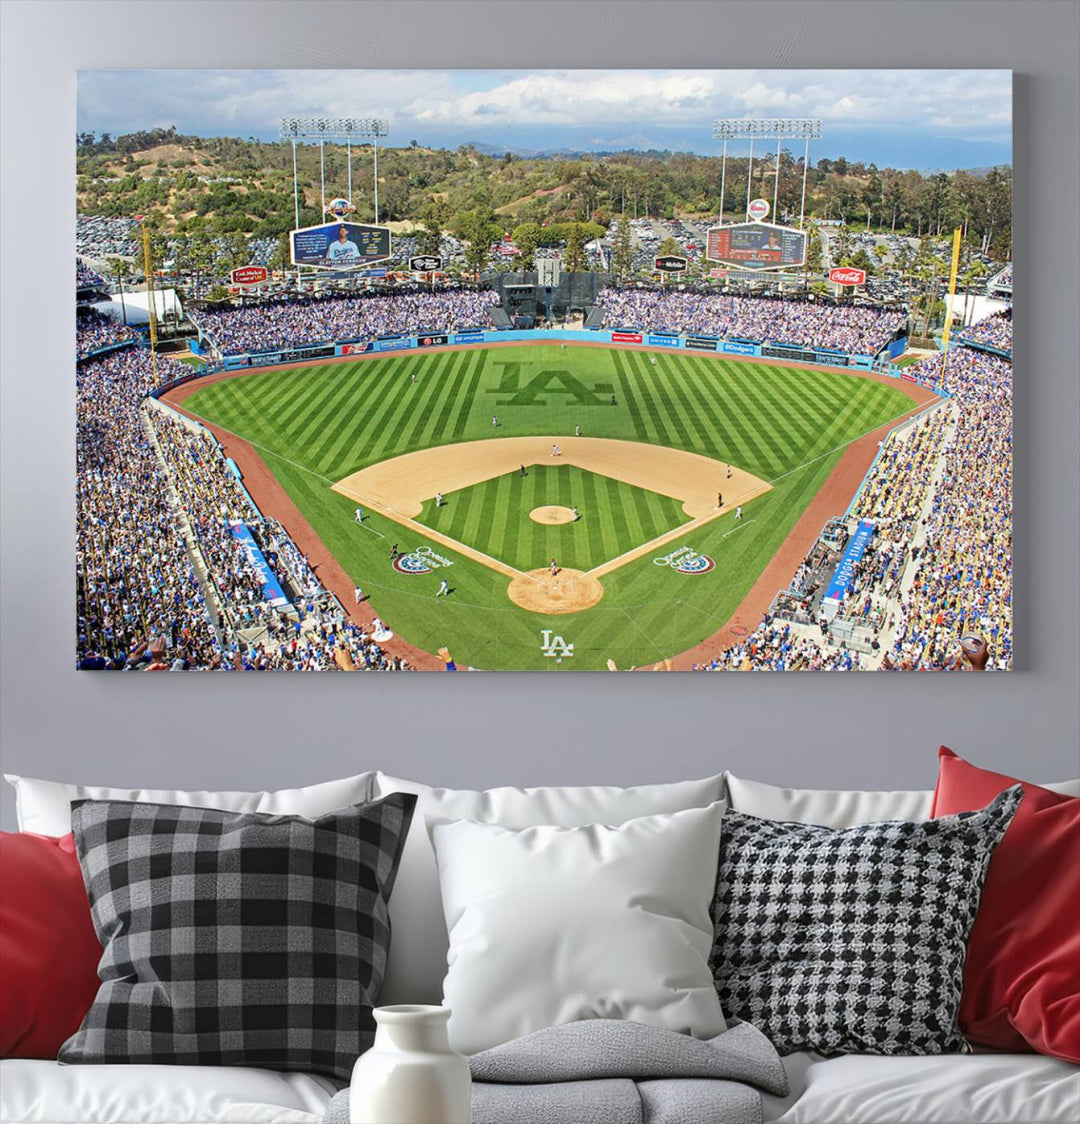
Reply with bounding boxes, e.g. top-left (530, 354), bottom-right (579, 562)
top-left (77, 69), bottom-right (1012, 170)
